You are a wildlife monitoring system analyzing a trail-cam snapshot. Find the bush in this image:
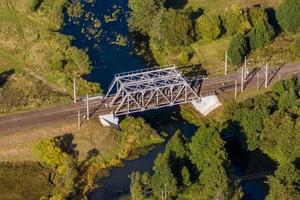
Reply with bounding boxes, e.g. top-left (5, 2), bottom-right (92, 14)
top-left (247, 23), bottom-right (275, 50)
top-left (161, 9), bottom-right (194, 47)
top-left (30, 0), bottom-right (42, 12)
top-left (128, 0), bottom-right (164, 34)
top-left (248, 6), bottom-right (269, 26)
top-left (276, 0), bottom-right (300, 33)
top-left (293, 36), bottom-right (300, 53)
top-left (221, 11), bottom-right (251, 35)
top-left (227, 33), bottom-right (249, 65)
top-left (196, 14), bottom-right (222, 40)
